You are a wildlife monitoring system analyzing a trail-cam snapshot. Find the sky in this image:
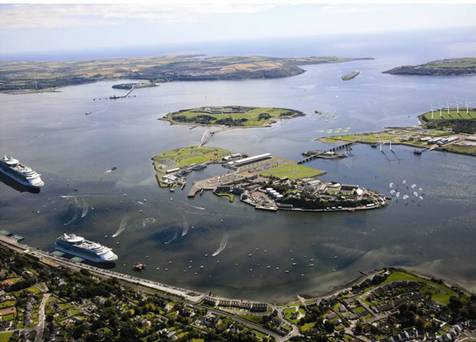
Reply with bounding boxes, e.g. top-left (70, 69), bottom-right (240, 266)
top-left (1, 1), bottom-right (476, 56)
